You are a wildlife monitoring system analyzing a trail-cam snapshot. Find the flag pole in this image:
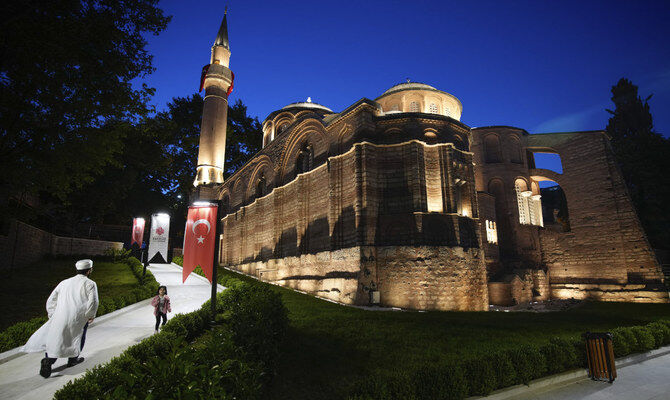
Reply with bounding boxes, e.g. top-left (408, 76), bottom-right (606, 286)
top-left (210, 200), bottom-right (222, 321)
